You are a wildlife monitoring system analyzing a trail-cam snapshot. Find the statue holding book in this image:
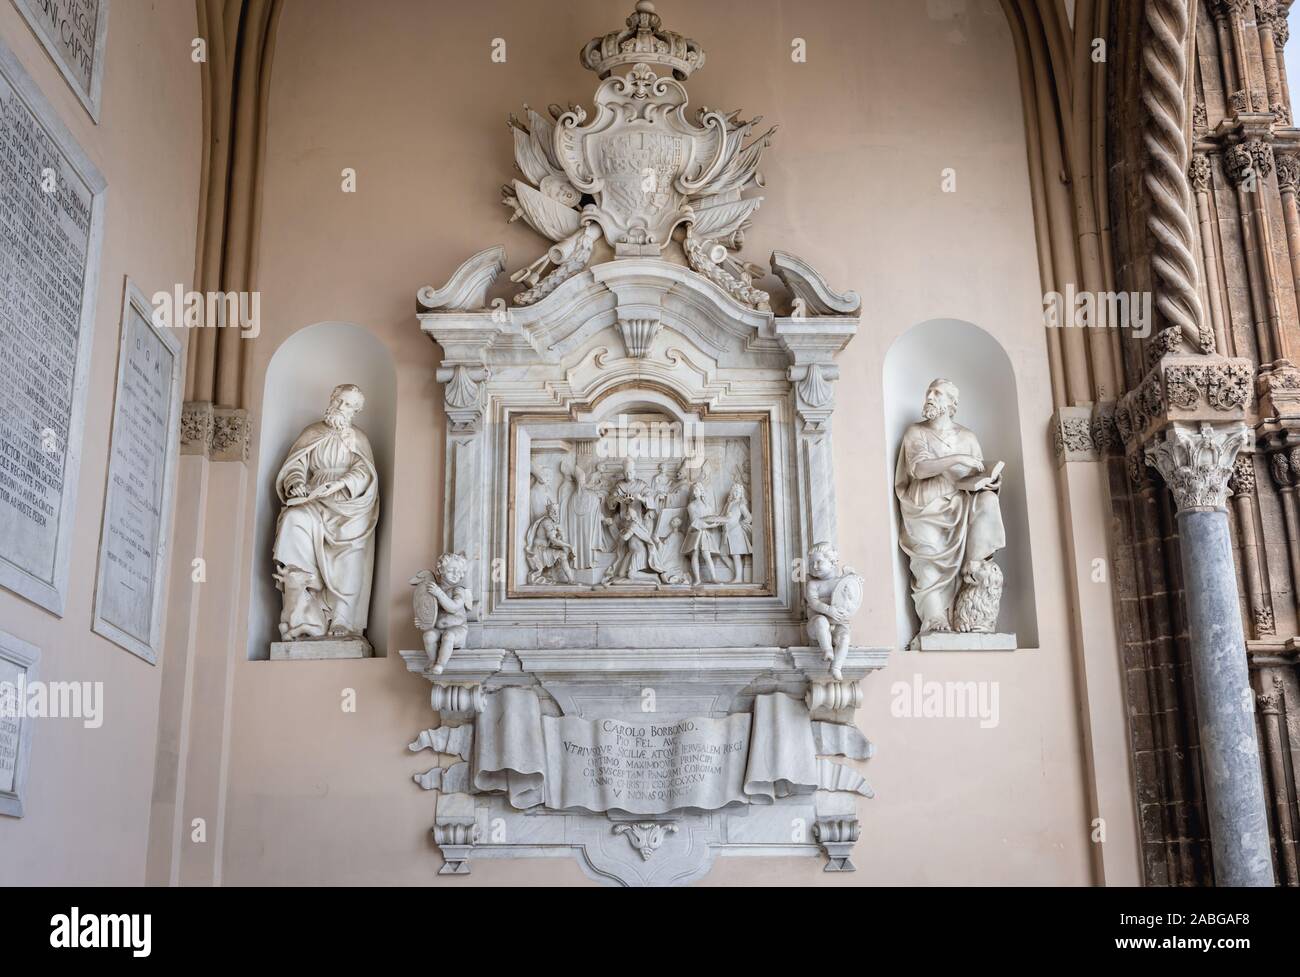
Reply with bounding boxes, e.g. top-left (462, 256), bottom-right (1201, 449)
top-left (895, 378), bottom-right (1006, 646)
